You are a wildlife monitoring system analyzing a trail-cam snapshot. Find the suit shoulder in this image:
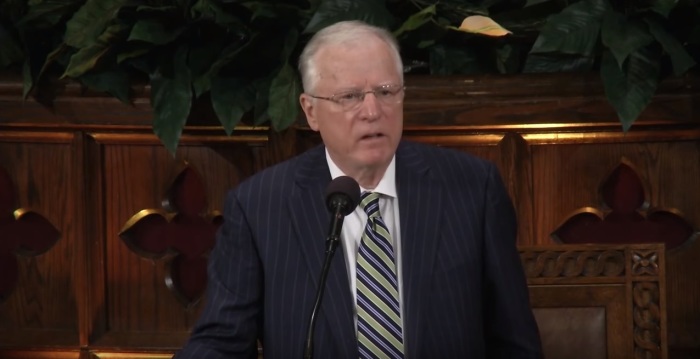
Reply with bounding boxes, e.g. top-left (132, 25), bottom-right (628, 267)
top-left (404, 141), bottom-right (496, 176)
top-left (229, 150), bottom-right (308, 200)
